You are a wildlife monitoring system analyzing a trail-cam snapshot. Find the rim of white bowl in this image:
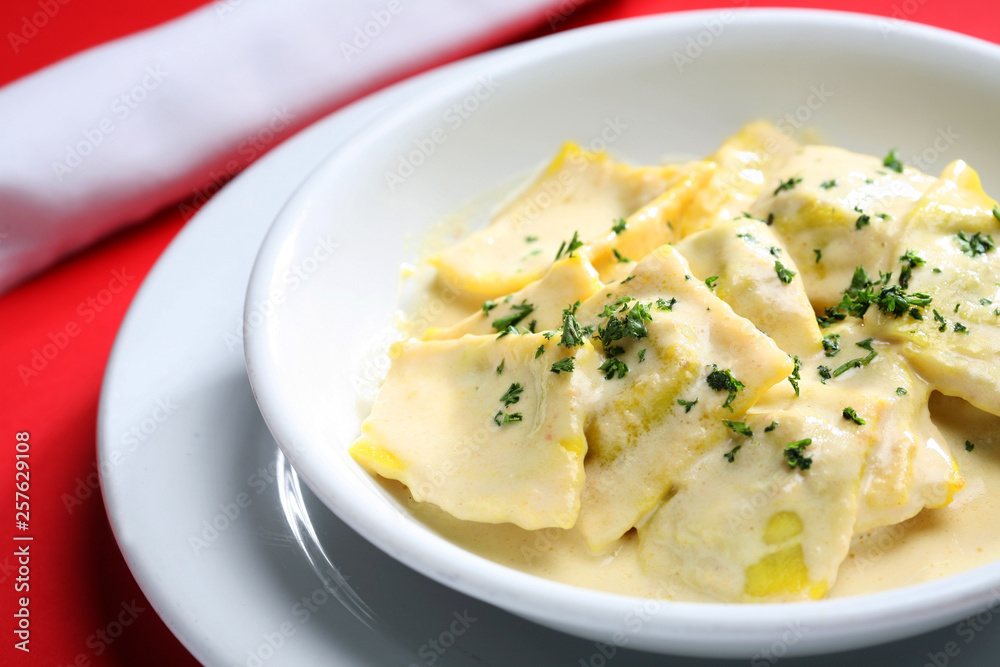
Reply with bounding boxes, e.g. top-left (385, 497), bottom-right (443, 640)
top-left (245, 8), bottom-right (1000, 657)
